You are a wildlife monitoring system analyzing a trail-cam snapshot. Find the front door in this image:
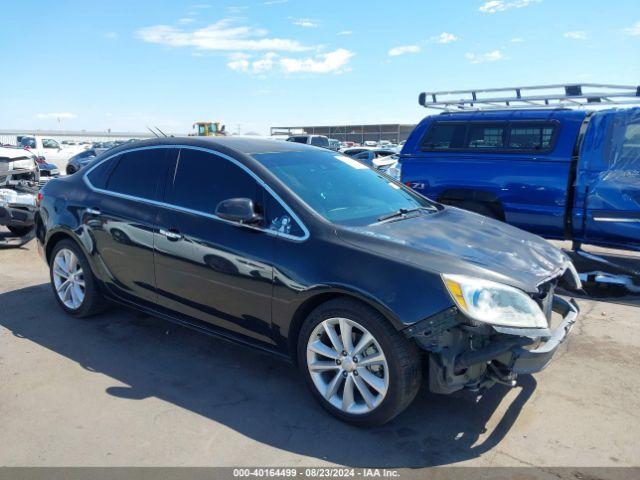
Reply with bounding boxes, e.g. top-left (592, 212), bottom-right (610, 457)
top-left (153, 147), bottom-right (276, 345)
top-left (574, 110), bottom-right (640, 250)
